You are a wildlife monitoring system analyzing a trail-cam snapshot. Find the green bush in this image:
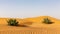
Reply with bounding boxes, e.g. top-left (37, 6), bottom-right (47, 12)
top-left (7, 19), bottom-right (19, 26)
top-left (43, 18), bottom-right (53, 24)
